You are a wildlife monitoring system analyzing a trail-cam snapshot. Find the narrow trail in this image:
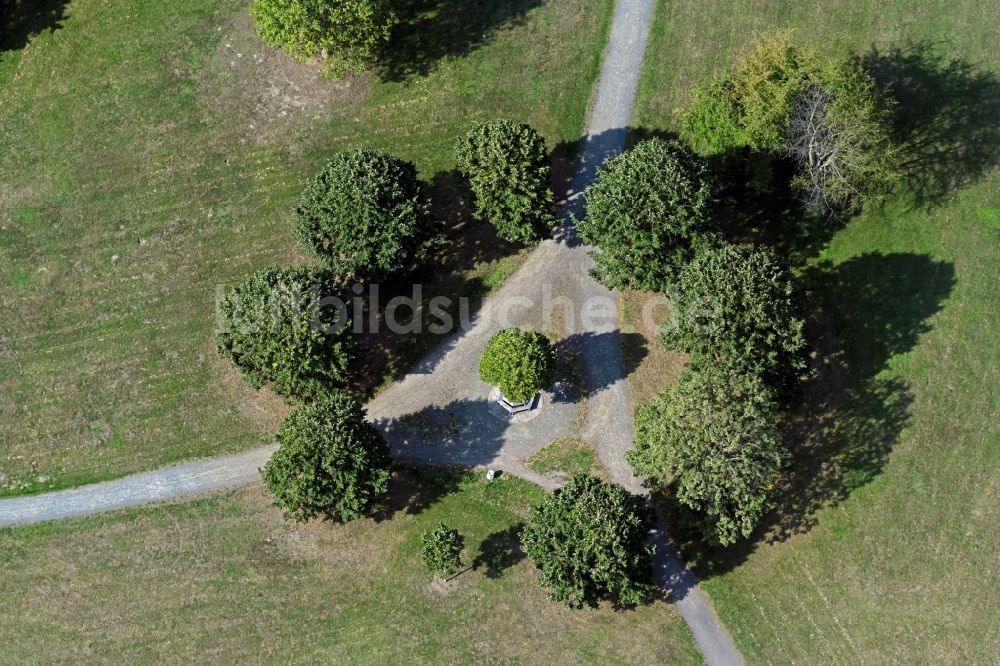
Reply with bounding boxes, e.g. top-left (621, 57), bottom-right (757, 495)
top-left (0, 2), bottom-right (744, 663)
